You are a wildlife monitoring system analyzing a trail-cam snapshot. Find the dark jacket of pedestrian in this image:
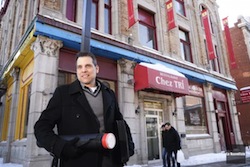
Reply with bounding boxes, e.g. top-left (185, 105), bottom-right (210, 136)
top-left (34, 79), bottom-right (134, 167)
top-left (163, 126), bottom-right (181, 151)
